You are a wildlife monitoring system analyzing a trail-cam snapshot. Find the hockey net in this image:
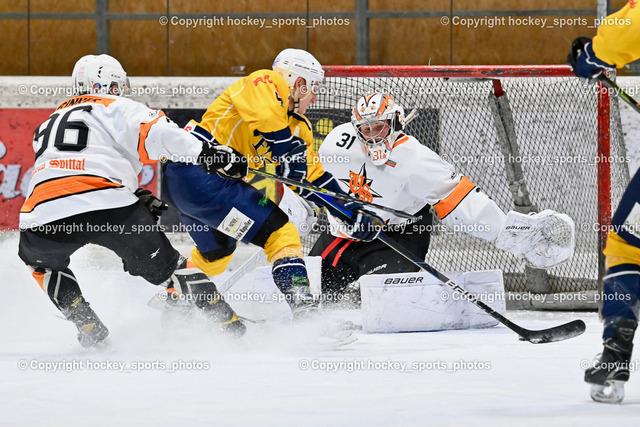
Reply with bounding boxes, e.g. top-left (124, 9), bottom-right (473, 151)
top-left (302, 65), bottom-right (629, 310)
